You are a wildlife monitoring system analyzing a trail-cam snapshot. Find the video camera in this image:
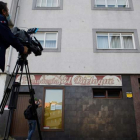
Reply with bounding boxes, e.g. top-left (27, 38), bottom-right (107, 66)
top-left (12, 27), bottom-right (43, 56)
